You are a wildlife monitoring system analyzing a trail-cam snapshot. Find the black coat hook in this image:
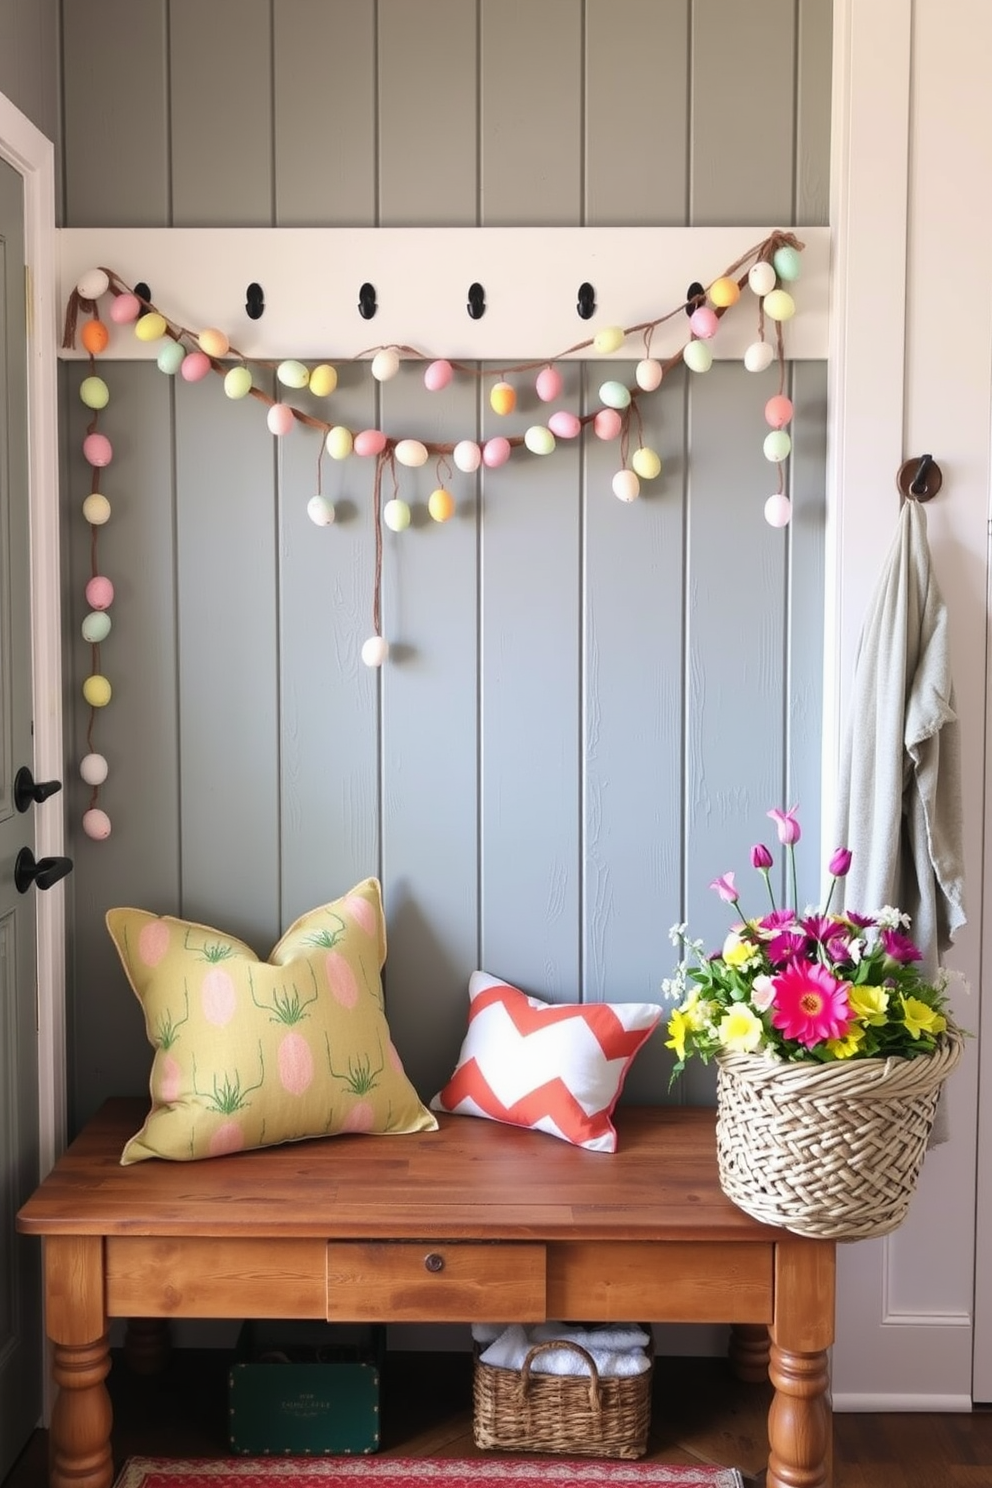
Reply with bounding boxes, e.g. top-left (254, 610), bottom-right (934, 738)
top-left (467, 283), bottom-right (486, 319)
top-left (245, 283), bottom-right (265, 320)
top-left (577, 282), bottom-right (596, 320)
top-left (685, 281), bottom-right (705, 316)
top-left (133, 281), bottom-right (152, 318)
top-left (897, 454), bottom-right (943, 504)
top-left (358, 283), bottom-right (378, 320)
